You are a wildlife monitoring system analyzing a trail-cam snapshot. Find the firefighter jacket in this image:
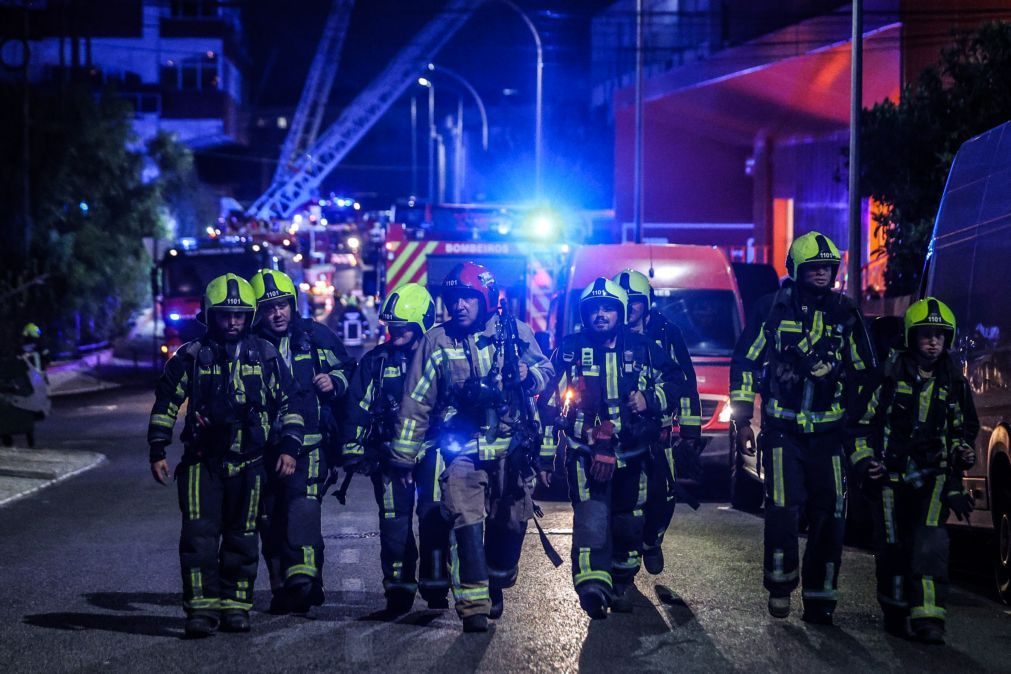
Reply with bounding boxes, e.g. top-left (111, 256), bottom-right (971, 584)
top-left (148, 334), bottom-right (305, 464)
top-left (730, 281), bottom-right (875, 434)
top-left (391, 313), bottom-right (553, 467)
top-left (256, 317), bottom-right (354, 458)
top-left (849, 349), bottom-right (979, 481)
top-left (538, 329), bottom-right (686, 468)
top-left (341, 341), bottom-right (428, 462)
top-left (635, 311), bottom-right (702, 439)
